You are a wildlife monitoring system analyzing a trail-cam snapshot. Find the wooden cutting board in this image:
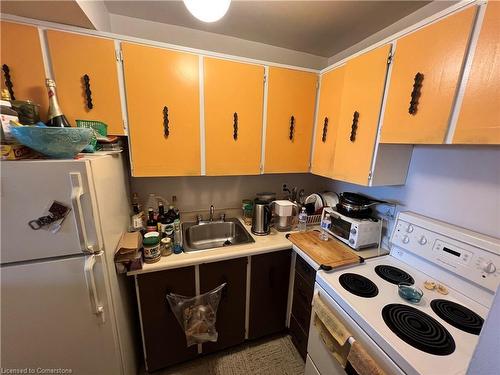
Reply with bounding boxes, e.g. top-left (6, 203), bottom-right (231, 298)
top-left (287, 230), bottom-right (362, 270)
